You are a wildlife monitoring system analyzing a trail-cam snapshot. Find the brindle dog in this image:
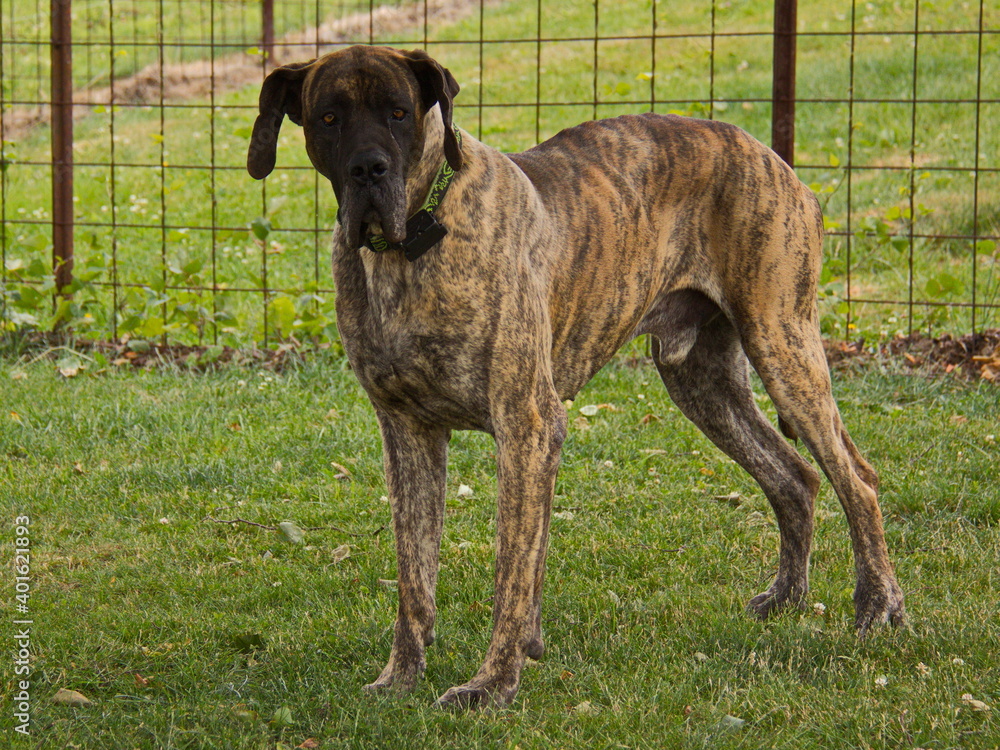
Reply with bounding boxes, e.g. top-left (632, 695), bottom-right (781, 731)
top-left (248, 45), bottom-right (905, 709)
